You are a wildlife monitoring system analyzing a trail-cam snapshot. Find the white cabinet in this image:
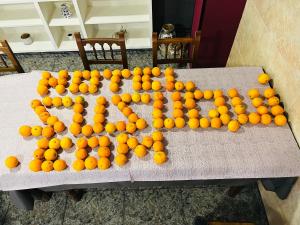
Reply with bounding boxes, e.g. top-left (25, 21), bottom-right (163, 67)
top-left (0, 0), bottom-right (152, 53)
